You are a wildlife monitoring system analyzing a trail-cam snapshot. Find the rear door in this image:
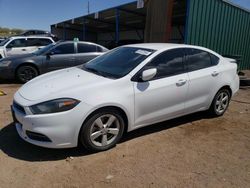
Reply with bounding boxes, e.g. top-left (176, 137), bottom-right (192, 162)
top-left (75, 43), bottom-right (104, 65)
top-left (133, 48), bottom-right (189, 127)
top-left (5, 38), bottom-right (27, 56)
top-left (26, 38), bottom-right (53, 52)
top-left (44, 42), bottom-right (76, 72)
top-left (185, 48), bottom-right (221, 113)
top-left (24, 38), bottom-right (40, 53)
